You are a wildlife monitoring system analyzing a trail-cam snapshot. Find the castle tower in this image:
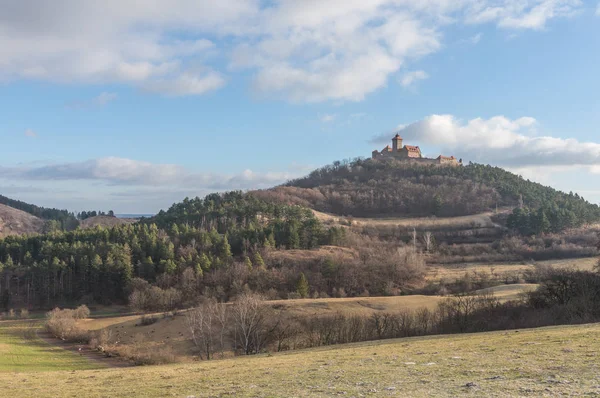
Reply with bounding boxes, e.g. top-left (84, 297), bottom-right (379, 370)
top-left (392, 133), bottom-right (403, 151)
